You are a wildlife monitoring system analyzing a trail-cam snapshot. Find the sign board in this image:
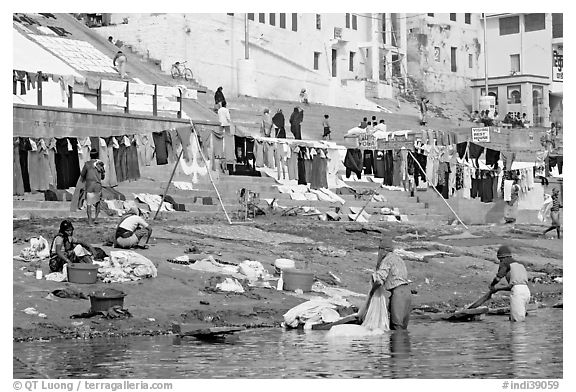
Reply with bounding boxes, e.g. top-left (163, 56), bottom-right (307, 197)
top-left (471, 127), bottom-right (490, 143)
top-left (553, 50), bottom-right (563, 82)
top-left (358, 134), bottom-right (376, 149)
